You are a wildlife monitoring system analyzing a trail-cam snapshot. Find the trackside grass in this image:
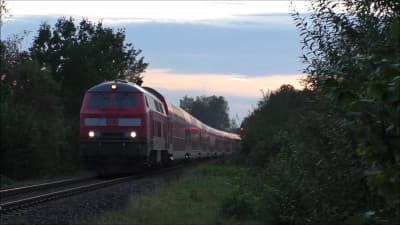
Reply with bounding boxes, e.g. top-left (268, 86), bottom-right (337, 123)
top-left (92, 160), bottom-right (259, 225)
